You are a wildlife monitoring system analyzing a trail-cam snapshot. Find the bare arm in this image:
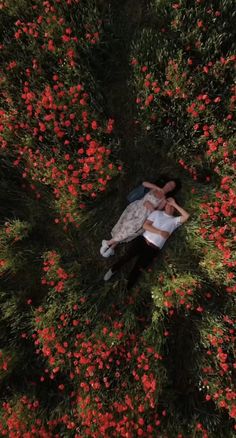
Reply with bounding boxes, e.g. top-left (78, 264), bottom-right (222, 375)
top-left (142, 181), bottom-right (163, 191)
top-left (167, 198), bottom-right (190, 223)
top-left (143, 200), bottom-right (155, 212)
top-left (143, 220), bottom-right (170, 238)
